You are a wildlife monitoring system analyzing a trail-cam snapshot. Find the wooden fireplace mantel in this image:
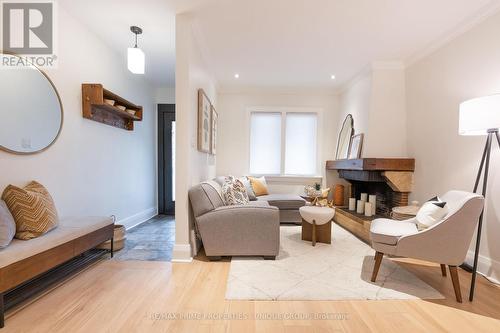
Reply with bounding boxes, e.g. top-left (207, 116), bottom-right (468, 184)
top-left (325, 158), bottom-right (415, 171)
